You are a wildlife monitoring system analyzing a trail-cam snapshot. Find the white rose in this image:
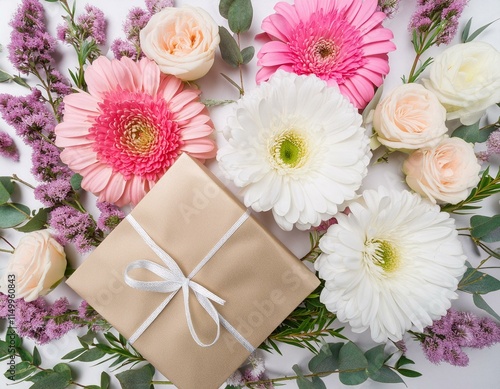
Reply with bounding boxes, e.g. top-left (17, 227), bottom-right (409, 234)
top-left (140, 6), bottom-right (220, 81)
top-left (403, 137), bottom-right (481, 204)
top-left (373, 83), bottom-right (448, 150)
top-left (423, 42), bottom-right (500, 125)
top-left (0, 230), bottom-right (67, 302)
